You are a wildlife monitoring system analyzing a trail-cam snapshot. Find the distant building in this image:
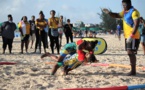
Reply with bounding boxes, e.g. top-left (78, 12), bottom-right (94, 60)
top-left (85, 23), bottom-right (94, 27)
top-left (73, 21), bottom-right (83, 27)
